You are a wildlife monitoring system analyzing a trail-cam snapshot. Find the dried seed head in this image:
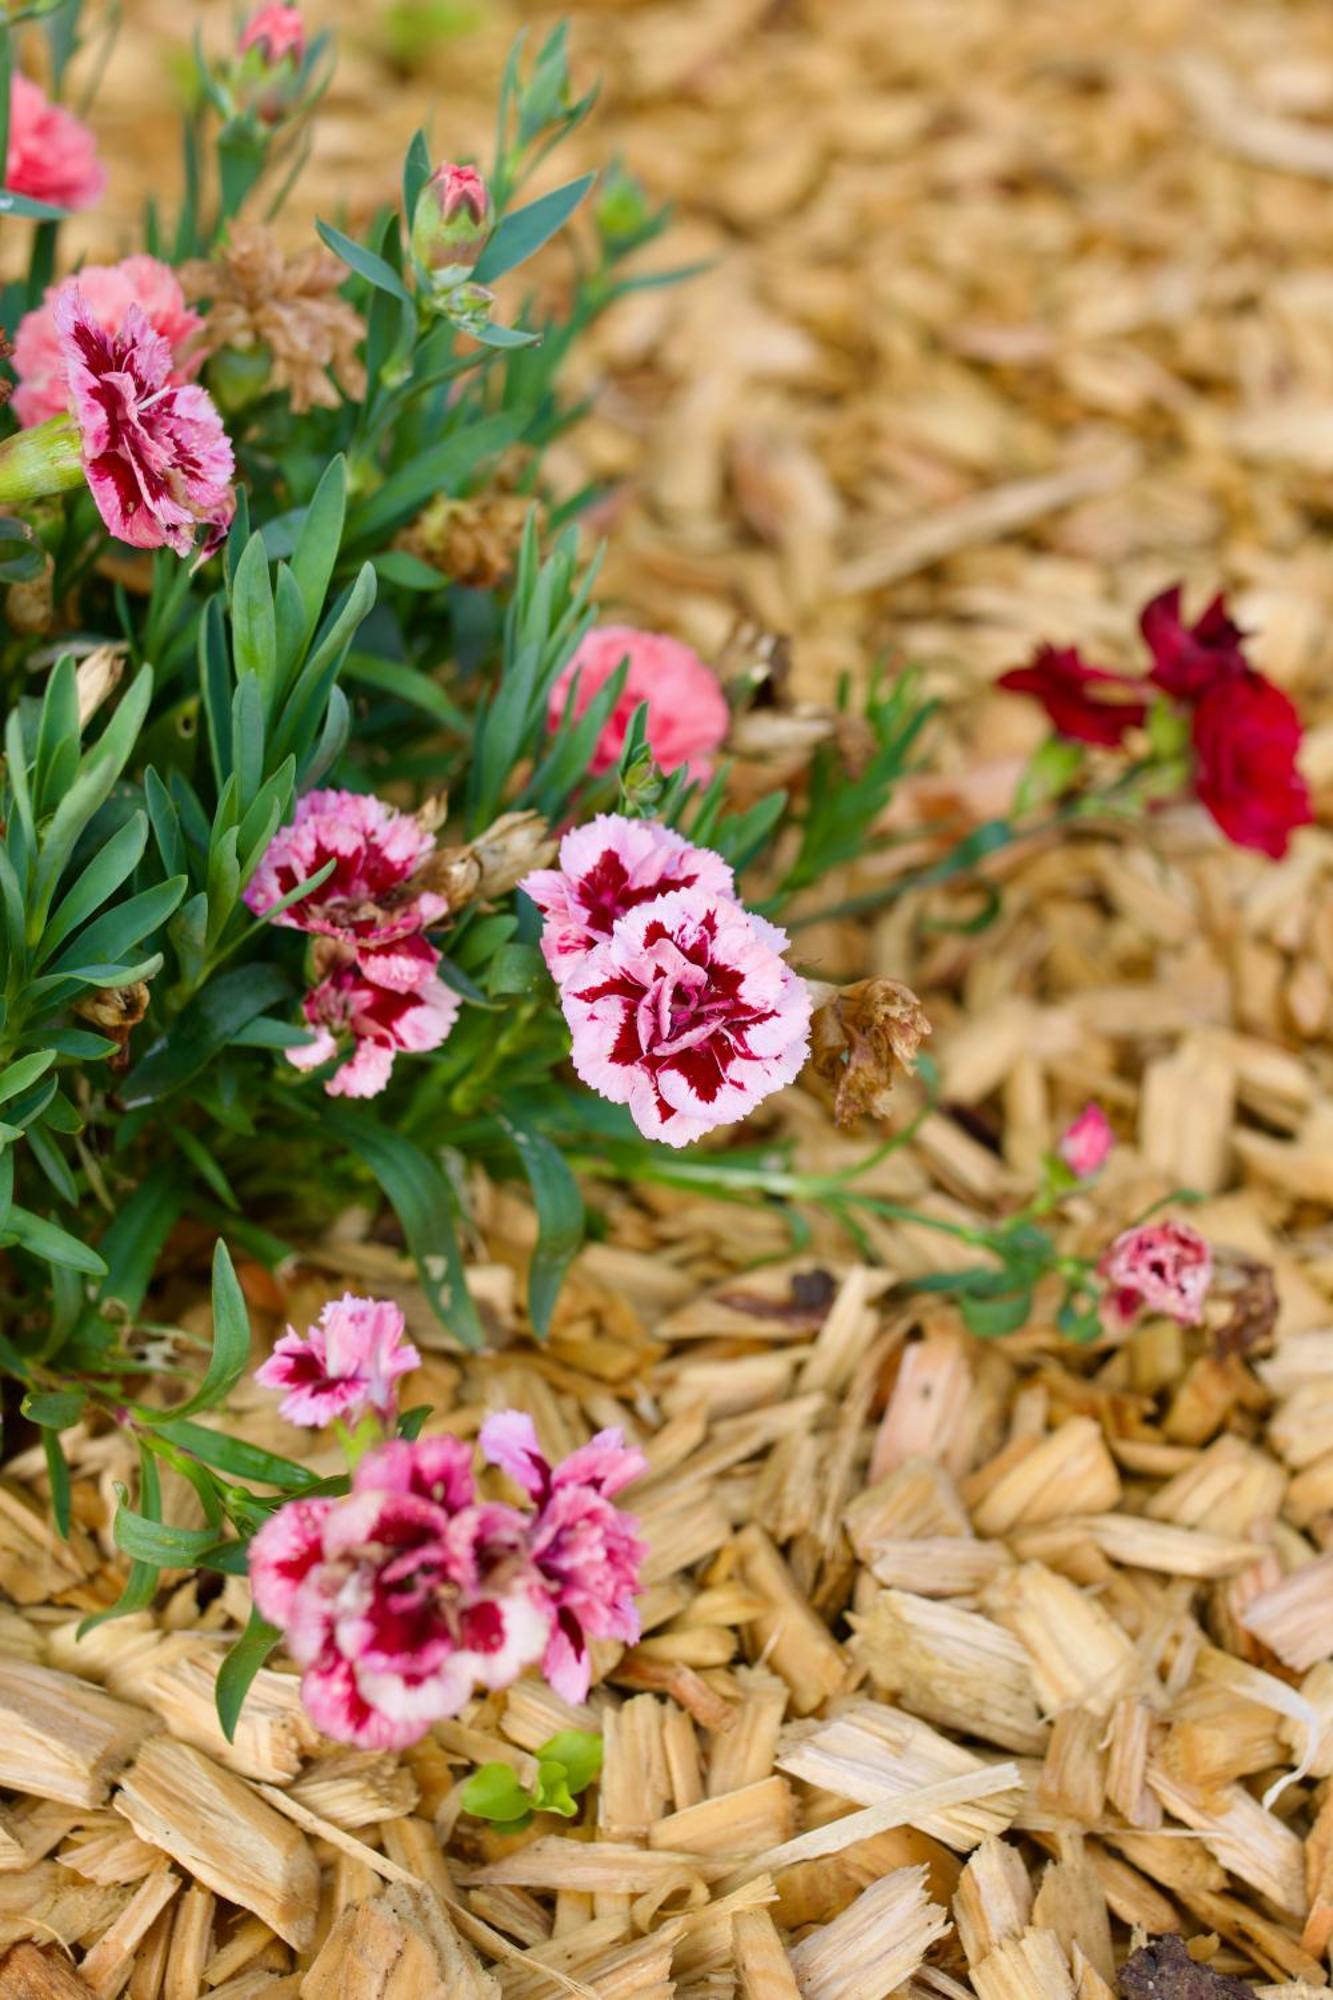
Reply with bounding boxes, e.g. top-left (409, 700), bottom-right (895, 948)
top-left (809, 976), bottom-right (930, 1127)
